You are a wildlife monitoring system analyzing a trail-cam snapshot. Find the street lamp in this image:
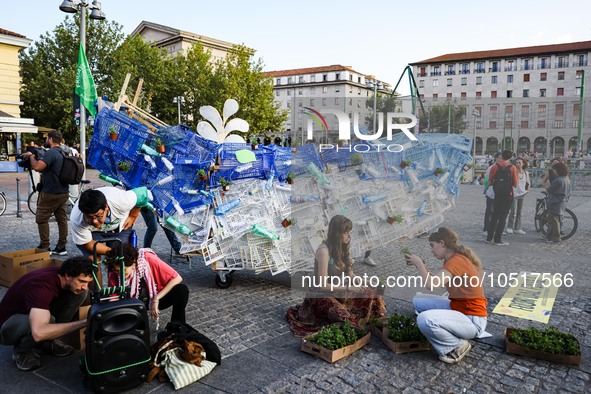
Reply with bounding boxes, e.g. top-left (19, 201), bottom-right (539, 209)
top-left (366, 78), bottom-right (383, 133)
top-left (547, 130), bottom-right (552, 158)
top-left (172, 96), bottom-right (185, 125)
top-left (59, 0), bottom-right (106, 175)
top-left (472, 109), bottom-right (480, 166)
